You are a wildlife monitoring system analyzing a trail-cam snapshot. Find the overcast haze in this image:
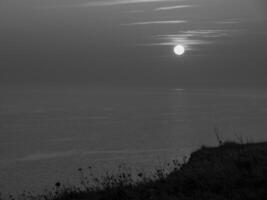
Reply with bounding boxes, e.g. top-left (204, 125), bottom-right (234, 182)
top-left (1, 0), bottom-right (267, 87)
top-left (1, 1), bottom-right (267, 194)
